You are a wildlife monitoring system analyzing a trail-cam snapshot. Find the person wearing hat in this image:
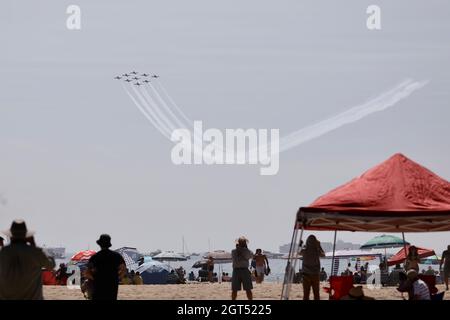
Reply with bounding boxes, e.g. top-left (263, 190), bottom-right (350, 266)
top-left (341, 286), bottom-right (375, 300)
top-left (406, 269), bottom-right (430, 300)
top-left (0, 220), bottom-right (55, 299)
top-left (85, 234), bottom-right (125, 300)
top-left (231, 236), bottom-right (254, 300)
